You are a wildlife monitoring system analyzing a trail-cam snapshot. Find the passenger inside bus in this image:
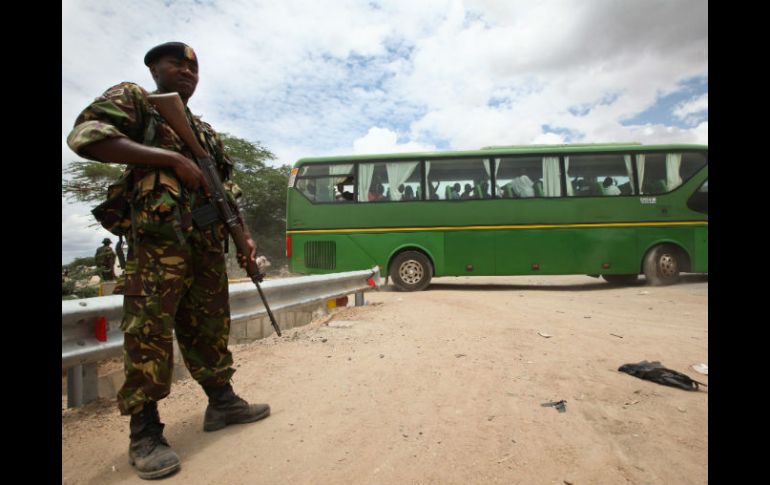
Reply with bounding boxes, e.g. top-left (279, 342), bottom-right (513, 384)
top-left (510, 169), bottom-right (535, 198)
top-left (368, 182), bottom-right (386, 201)
top-left (403, 185), bottom-right (415, 200)
top-left (461, 183), bottom-right (473, 199)
top-left (451, 183), bottom-right (462, 199)
top-left (602, 176), bottom-right (621, 195)
top-left (335, 176), bottom-right (354, 201)
top-left (572, 177), bottom-right (589, 196)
